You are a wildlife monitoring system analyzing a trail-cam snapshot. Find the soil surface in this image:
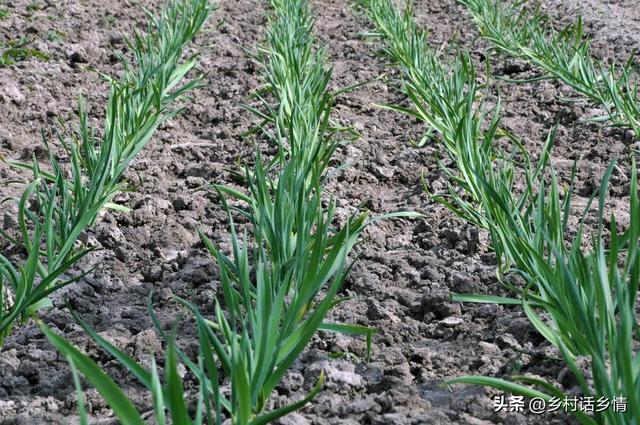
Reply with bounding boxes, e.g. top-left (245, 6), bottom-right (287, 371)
top-left (0, 0), bottom-right (636, 424)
